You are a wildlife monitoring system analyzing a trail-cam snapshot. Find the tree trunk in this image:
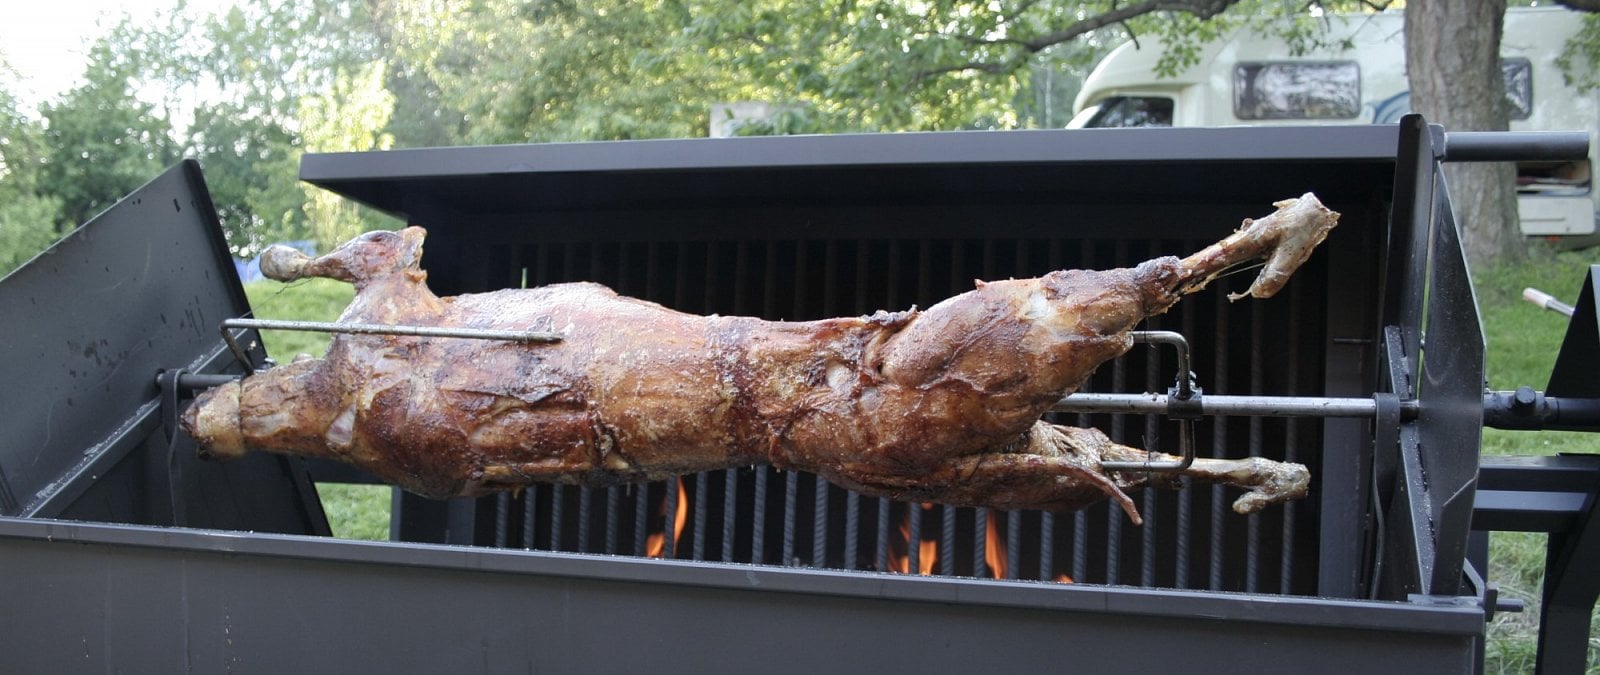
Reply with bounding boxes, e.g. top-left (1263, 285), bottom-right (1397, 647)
top-left (1404, 0), bottom-right (1523, 263)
